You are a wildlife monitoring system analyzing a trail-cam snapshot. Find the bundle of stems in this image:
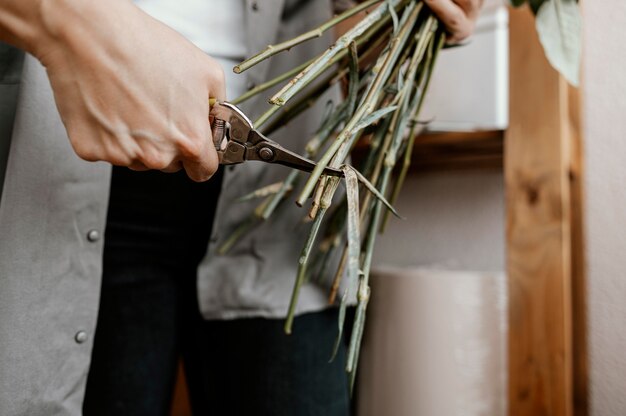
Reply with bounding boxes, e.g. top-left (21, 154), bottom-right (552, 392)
top-left (225, 0), bottom-right (445, 387)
